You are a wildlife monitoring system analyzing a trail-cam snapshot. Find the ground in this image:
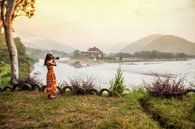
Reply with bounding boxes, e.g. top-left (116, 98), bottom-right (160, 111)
top-left (0, 91), bottom-right (194, 129)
